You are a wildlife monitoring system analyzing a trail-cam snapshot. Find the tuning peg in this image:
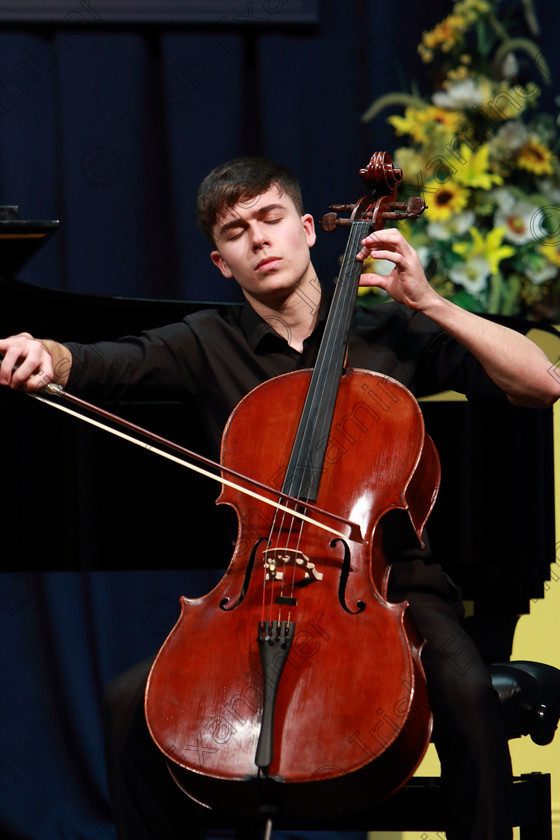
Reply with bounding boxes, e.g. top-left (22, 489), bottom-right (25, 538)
top-left (380, 196), bottom-right (427, 223)
top-left (406, 196), bottom-right (426, 217)
top-left (320, 212), bottom-right (352, 232)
